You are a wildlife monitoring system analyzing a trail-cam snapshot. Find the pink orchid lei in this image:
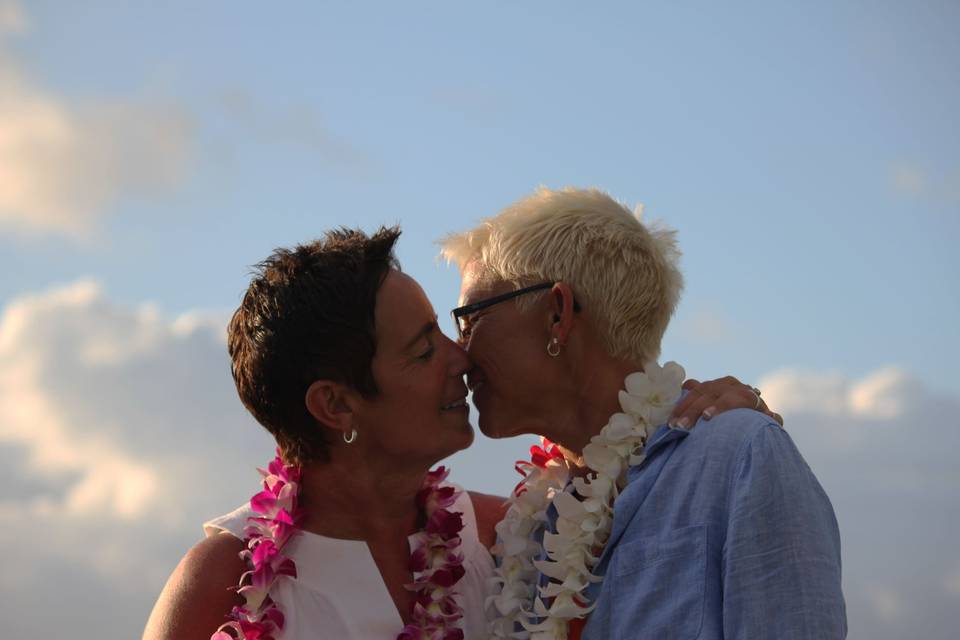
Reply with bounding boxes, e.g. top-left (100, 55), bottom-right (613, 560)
top-left (212, 450), bottom-right (303, 640)
top-left (398, 466), bottom-right (467, 640)
top-left (212, 451), bottom-right (467, 640)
